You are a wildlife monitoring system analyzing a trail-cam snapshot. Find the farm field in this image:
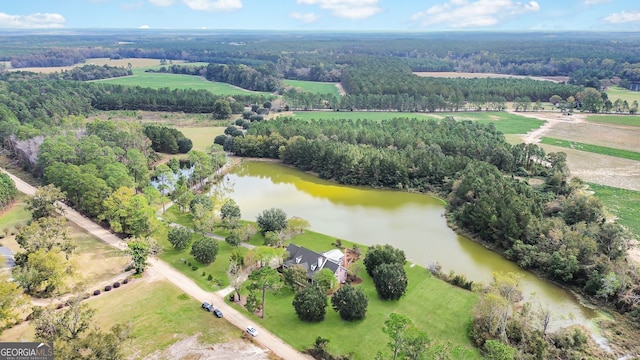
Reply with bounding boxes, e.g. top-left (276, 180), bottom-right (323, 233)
top-left (414, 71), bottom-right (569, 83)
top-left (544, 116), bottom-right (640, 153)
top-left (588, 183), bottom-right (640, 240)
top-left (604, 86), bottom-right (640, 106)
top-left (97, 68), bottom-right (271, 96)
top-left (540, 137), bottom-right (640, 161)
top-left (6, 57), bottom-right (182, 73)
top-left (283, 79), bottom-right (341, 96)
top-left (587, 114), bottom-right (640, 127)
